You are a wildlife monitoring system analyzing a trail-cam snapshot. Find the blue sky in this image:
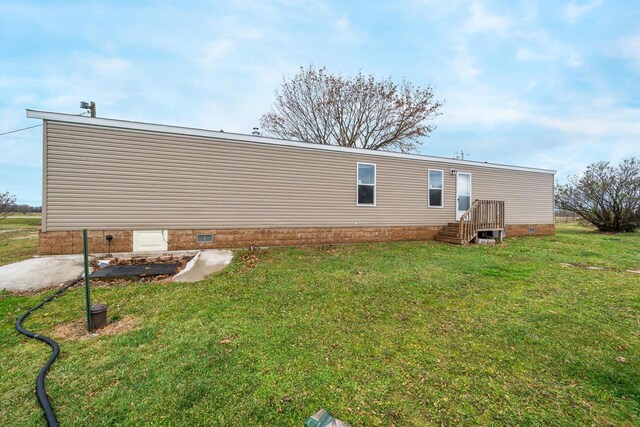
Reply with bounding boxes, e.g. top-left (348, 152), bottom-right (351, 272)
top-left (1, 0), bottom-right (639, 205)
